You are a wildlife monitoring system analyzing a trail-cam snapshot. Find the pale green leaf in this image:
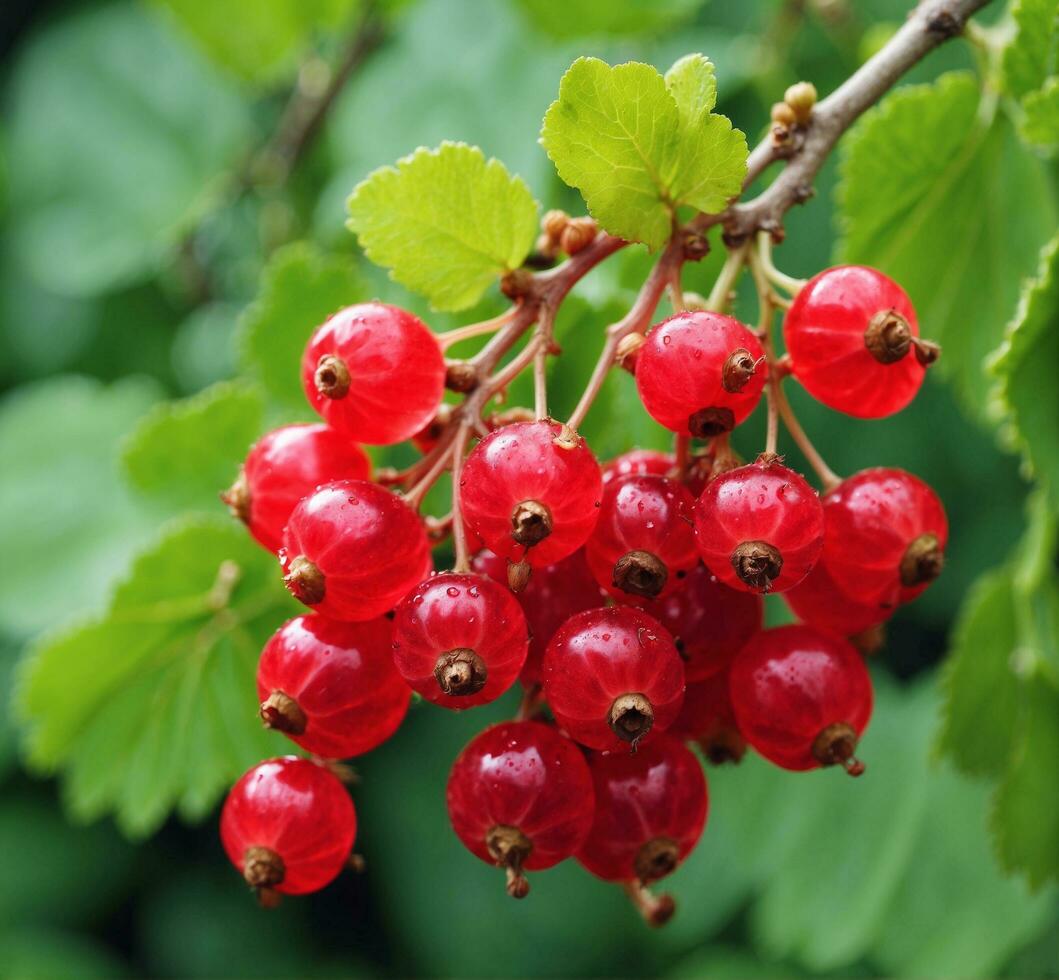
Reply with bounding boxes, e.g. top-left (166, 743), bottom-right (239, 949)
top-left (837, 72), bottom-right (1057, 416)
top-left (1001, 0), bottom-right (1059, 99)
top-left (665, 52), bottom-right (717, 119)
top-left (347, 142), bottom-right (538, 311)
top-left (516, 0), bottom-right (703, 39)
top-left (1020, 76), bottom-right (1059, 147)
top-left (16, 519), bottom-right (294, 837)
